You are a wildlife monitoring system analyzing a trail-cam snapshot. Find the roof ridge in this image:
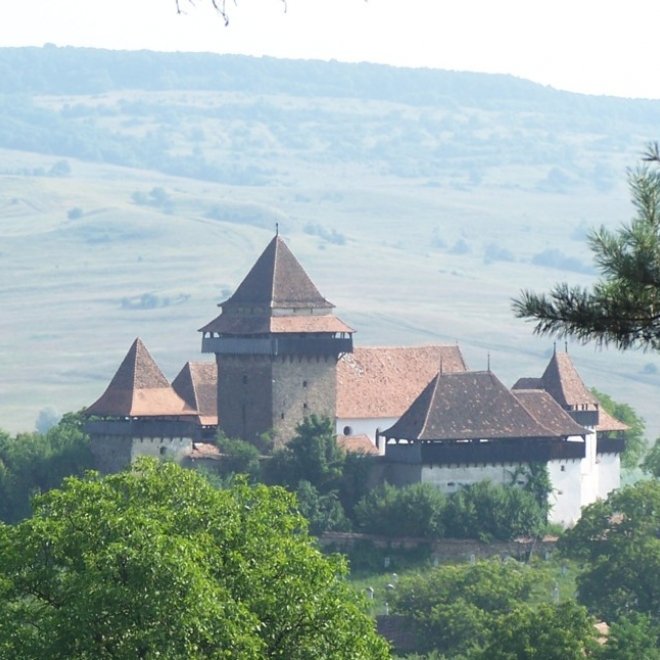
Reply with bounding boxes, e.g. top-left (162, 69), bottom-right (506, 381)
top-left (420, 372), bottom-right (441, 437)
